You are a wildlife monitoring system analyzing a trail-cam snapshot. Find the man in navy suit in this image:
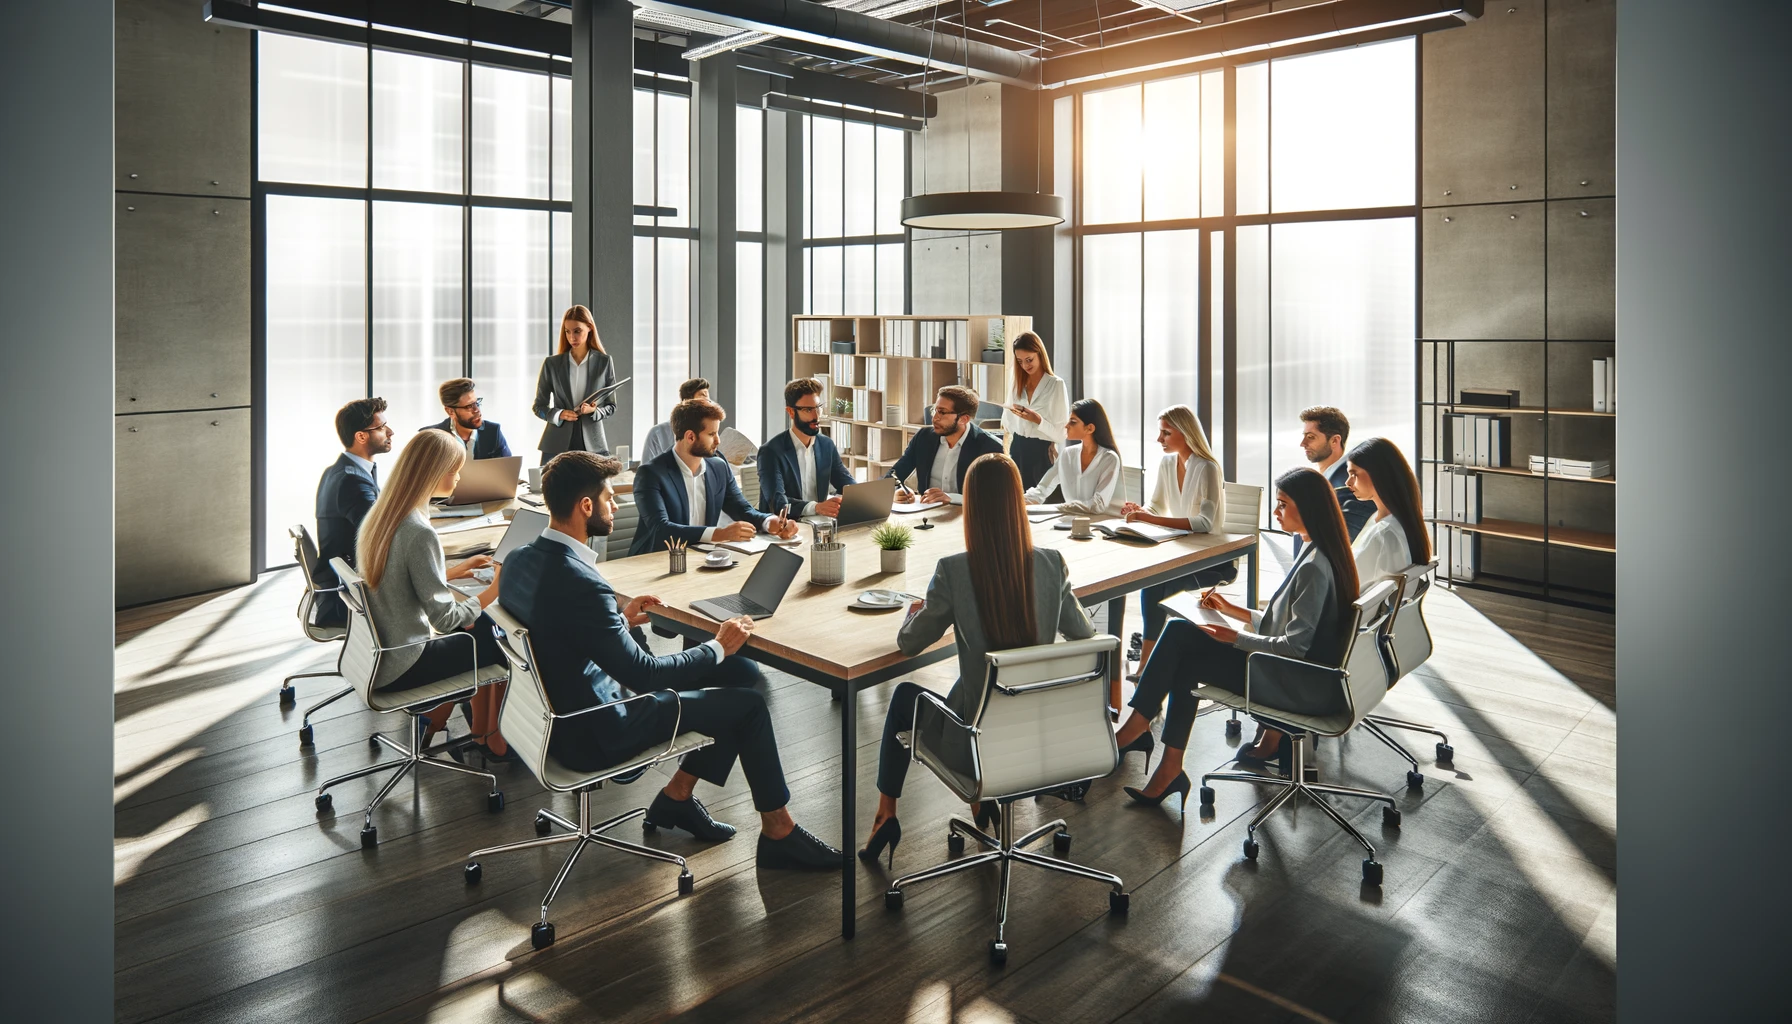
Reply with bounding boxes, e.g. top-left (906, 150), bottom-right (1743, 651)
top-left (1293, 405), bottom-right (1377, 556)
top-left (757, 377), bottom-right (855, 518)
top-left (426, 377), bottom-right (513, 460)
top-left (313, 397), bottom-right (393, 625)
top-left (499, 451), bottom-right (840, 869)
top-left (629, 398), bottom-right (799, 557)
top-left (887, 385), bottom-right (1003, 505)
